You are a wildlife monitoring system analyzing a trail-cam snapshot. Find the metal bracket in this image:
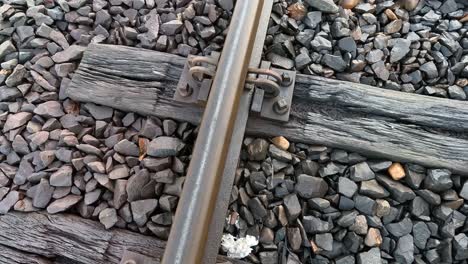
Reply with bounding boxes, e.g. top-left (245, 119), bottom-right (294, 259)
top-left (250, 61), bottom-right (296, 122)
top-left (174, 55), bottom-right (296, 122)
top-left (119, 249), bottom-right (158, 264)
top-left (174, 52), bottom-right (221, 106)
